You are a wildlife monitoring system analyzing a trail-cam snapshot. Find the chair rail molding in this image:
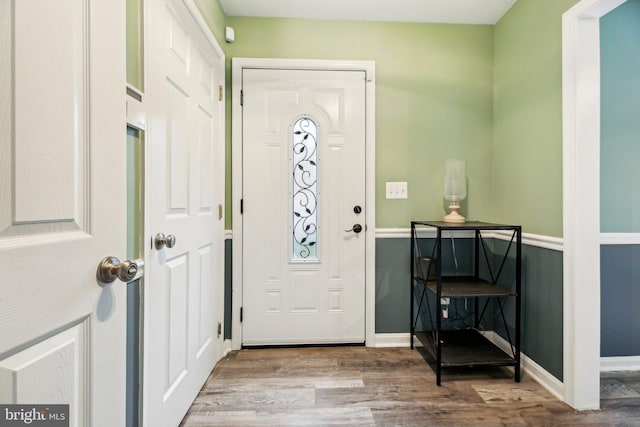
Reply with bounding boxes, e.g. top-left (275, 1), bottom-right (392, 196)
top-left (375, 228), bottom-right (562, 251)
